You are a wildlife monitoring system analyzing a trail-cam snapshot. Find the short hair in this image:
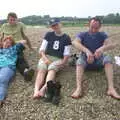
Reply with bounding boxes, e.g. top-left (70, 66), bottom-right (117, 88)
top-left (89, 17), bottom-right (101, 26)
top-left (7, 12), bottom-right (18, 19)
top-left (3, 36), bottom-right (15, 45)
